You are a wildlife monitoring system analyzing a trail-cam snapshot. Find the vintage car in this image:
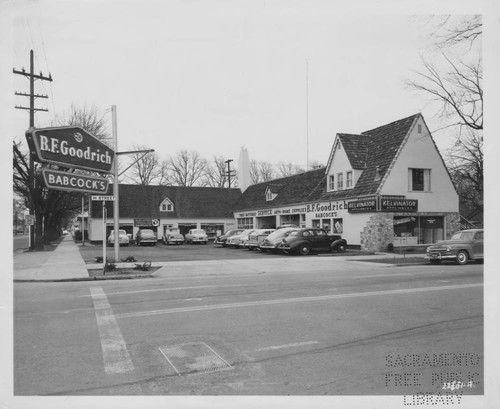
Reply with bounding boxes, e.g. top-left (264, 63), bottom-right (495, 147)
top-left (135, 229), bottom-right (157, 246)
top-left (226, 229), bottom-right (256, 248)
top-left (259, 228), bottom-right (296, 252)
top-left (107, 229), bottom-right (130, 246)
top-left (185, 229), bottom-right (208, 244)
top-left (425, 229), bottom-right (484, 265)
top-left (214, 229), bottom-right (245, 247)
top-left (278, 228), bottom-right (347, 255)
top-left (245, 229), bottom-right (275, 250)
top-left (162, 229), bottom-right (185, 245)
